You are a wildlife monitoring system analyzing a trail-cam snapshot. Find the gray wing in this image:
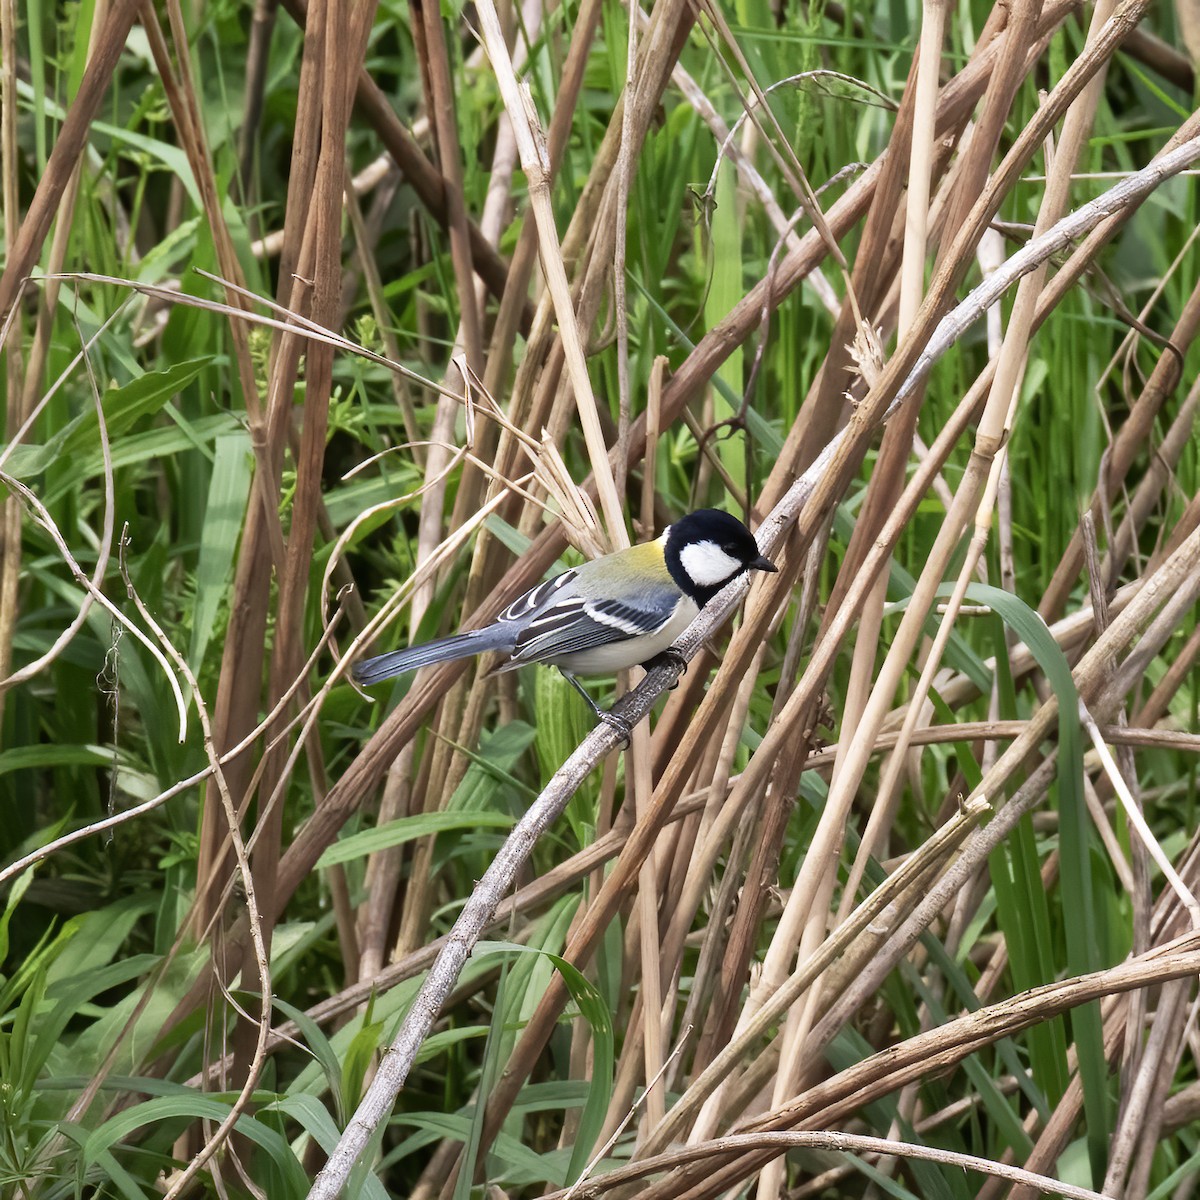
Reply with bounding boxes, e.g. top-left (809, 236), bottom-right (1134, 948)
top-left (505, 584), bottom-right (682, 666)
